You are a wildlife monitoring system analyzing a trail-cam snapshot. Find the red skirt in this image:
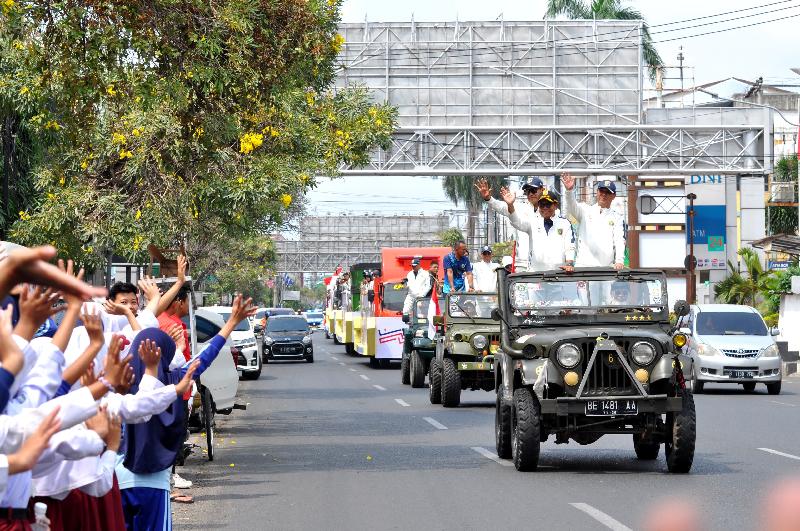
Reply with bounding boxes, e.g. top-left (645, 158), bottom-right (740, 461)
top-left (31, 475), bottom-right (125, 531)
